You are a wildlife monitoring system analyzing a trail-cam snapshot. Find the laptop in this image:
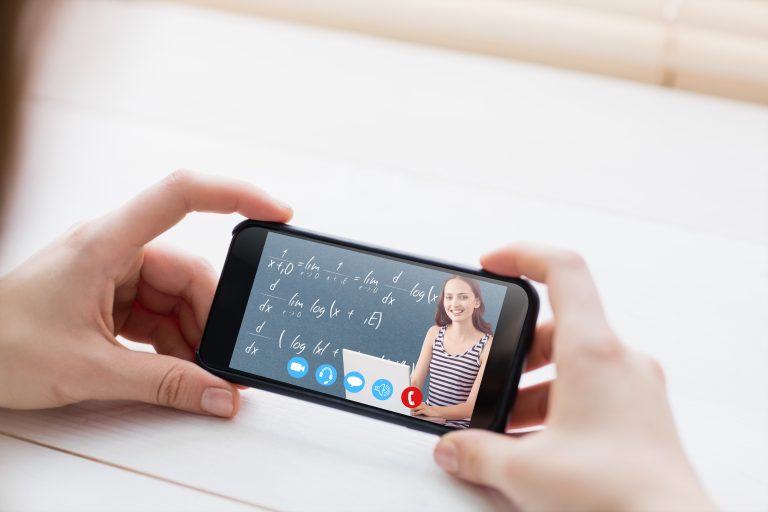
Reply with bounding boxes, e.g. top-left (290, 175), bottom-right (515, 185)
top-left (341, 349), bottom-right (411, 416)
